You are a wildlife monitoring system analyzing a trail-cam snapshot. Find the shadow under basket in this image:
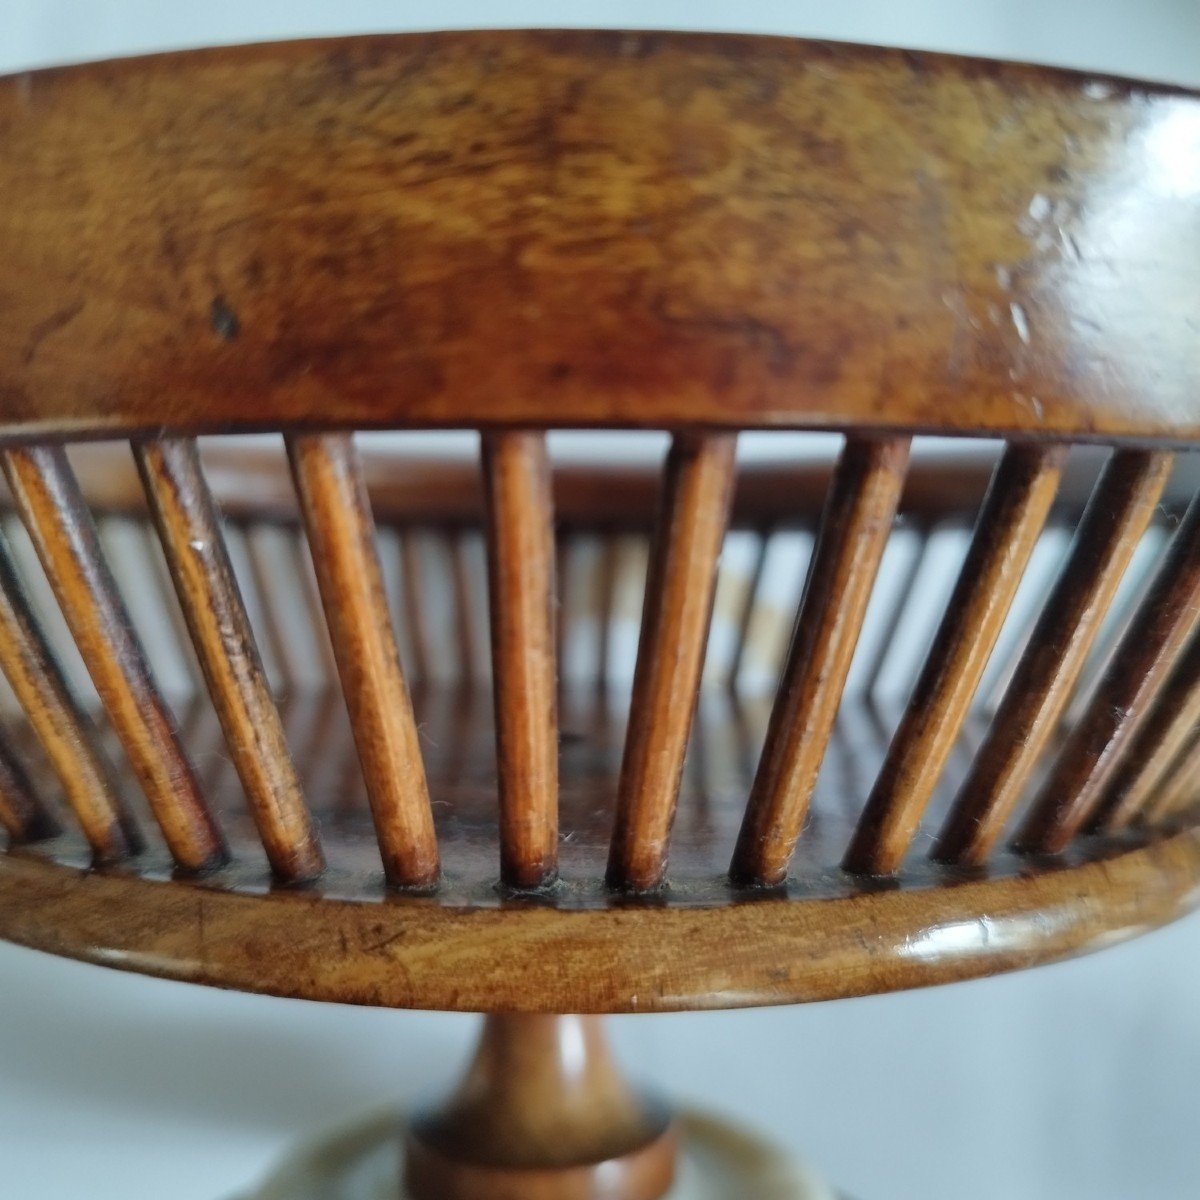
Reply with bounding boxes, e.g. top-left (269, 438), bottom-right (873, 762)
top-left (1, 28), bottom-right (1199, 1200)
